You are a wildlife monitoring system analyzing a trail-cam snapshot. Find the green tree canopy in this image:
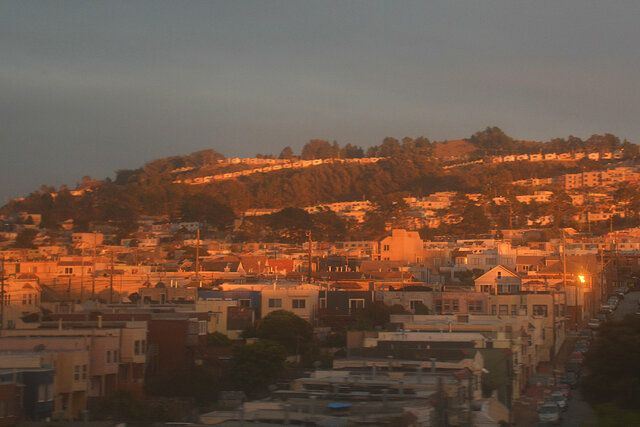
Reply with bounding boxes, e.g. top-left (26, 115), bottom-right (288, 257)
top-left (231, 340), bottom-right (287, 397)
top-left (255, 310), bottom-right (313, 354)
